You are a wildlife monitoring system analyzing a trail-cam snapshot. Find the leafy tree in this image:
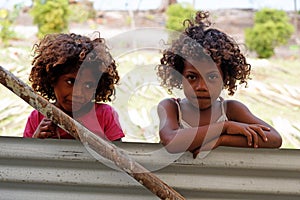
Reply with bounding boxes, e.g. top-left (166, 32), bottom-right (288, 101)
top-left (165, 3), bottom-right (195, 32)
top-left (30, 0), bottom-right (70, 38)
top-left (0, 4), bottom-right (22, 46)
top-left (69, 0), bottom-right (96, 23)
top-left (245, 8), bottom-right (294, 58)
